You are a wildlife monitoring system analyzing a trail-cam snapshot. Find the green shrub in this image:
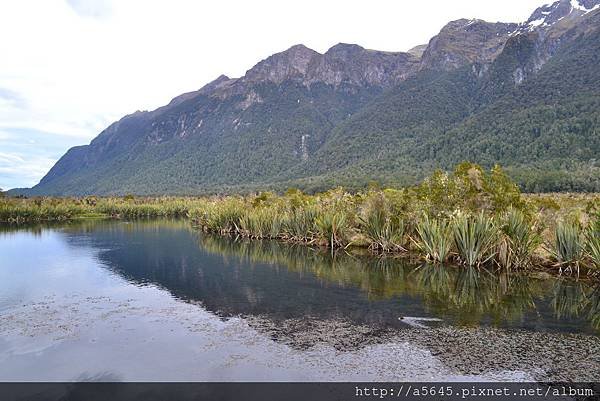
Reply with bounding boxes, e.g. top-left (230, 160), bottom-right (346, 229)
top-left (283, 207), bottom-right (318, 241)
